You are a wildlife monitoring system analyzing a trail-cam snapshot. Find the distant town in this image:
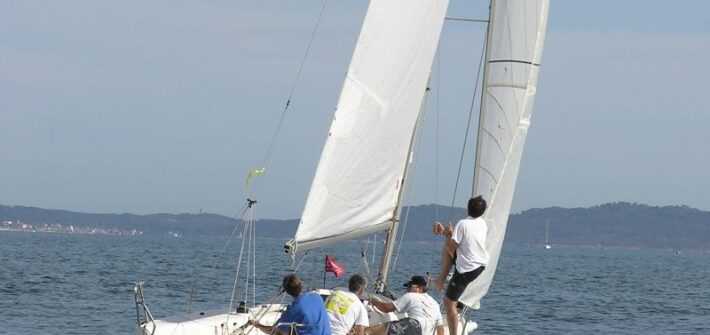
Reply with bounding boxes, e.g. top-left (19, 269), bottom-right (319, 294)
top-left (1, 219), bottom-right (144, 236)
